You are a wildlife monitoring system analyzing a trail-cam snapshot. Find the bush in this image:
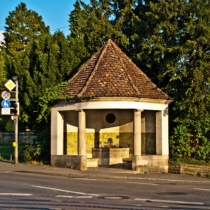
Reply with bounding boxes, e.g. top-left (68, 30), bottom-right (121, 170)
top-left (20, 143), bottom-right (41, 163)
